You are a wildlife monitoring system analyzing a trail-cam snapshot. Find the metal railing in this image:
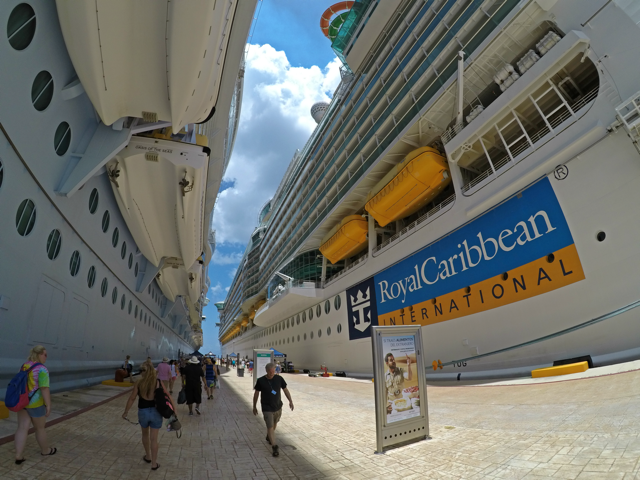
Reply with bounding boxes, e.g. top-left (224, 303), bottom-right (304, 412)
top-left (324, 253), bottom-right (369, 287)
